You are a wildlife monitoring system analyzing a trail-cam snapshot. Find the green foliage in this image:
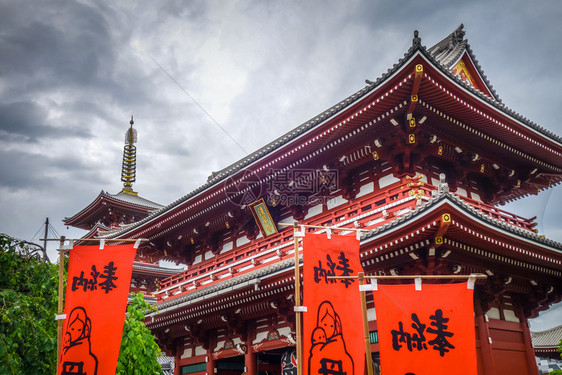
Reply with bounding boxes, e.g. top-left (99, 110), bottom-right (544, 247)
top-left (0, 234), bottom-right (60, 374)
top-left (0, 235), bottom-right (163, 374)
top-left (116, 292), bottom-right (163, 375)
top-left (551, 340), bottom-right (562, 374)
